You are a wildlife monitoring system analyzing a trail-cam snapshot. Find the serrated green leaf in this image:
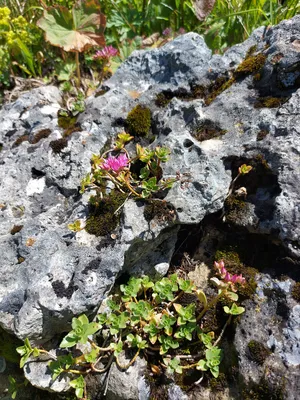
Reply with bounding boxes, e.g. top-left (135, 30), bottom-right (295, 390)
top-left (37, 1), bottom-right (106, 53)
